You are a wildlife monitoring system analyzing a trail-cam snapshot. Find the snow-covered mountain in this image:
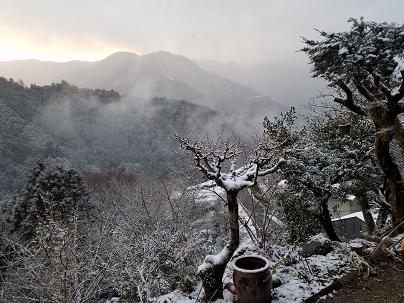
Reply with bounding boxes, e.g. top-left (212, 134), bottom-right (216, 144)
top-left (0, 51), bottom-right (285, 120)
